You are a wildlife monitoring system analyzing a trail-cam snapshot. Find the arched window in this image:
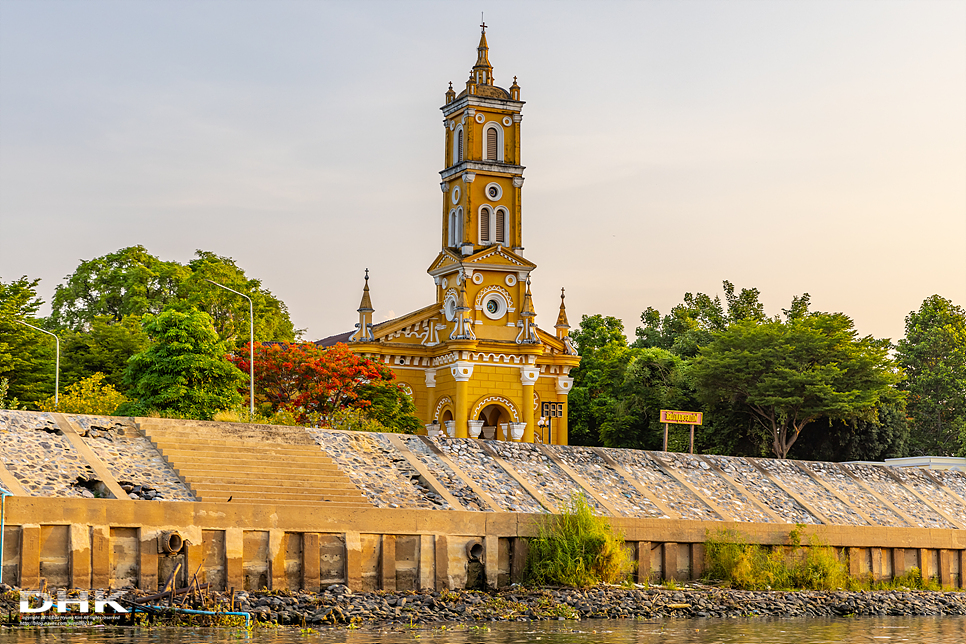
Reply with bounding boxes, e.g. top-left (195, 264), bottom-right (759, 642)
top-left (495, 208), bottom-right (507, 245)
top-left (454, 126), bottom-right (464, 165)
top-left (486, 127), bottom-right (498, 161)
top-left (479, 206), bottom-right (492, 243)
top-left (483, 124), bottom-right (503, 162)
top-left (448, 210), bottom-right (457, 247)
